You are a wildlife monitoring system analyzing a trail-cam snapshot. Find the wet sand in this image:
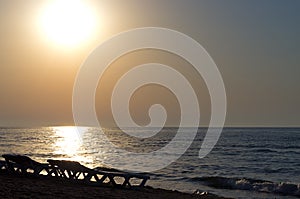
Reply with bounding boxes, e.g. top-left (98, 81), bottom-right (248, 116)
top-left (0, 173), bottom-right (231, 199)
